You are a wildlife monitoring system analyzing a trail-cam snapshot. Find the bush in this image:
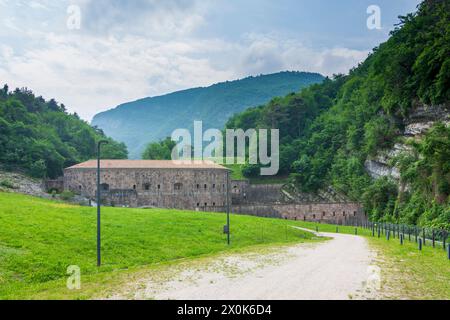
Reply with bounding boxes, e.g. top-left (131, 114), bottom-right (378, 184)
top-left (60, 191), bottom-right (75, 201)
top-left (29, 160), bottom-right (47, 179)
top-left (0, 179), bottom-right (17, 189)
top-left (242, 164), bottom-right (261, 177)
